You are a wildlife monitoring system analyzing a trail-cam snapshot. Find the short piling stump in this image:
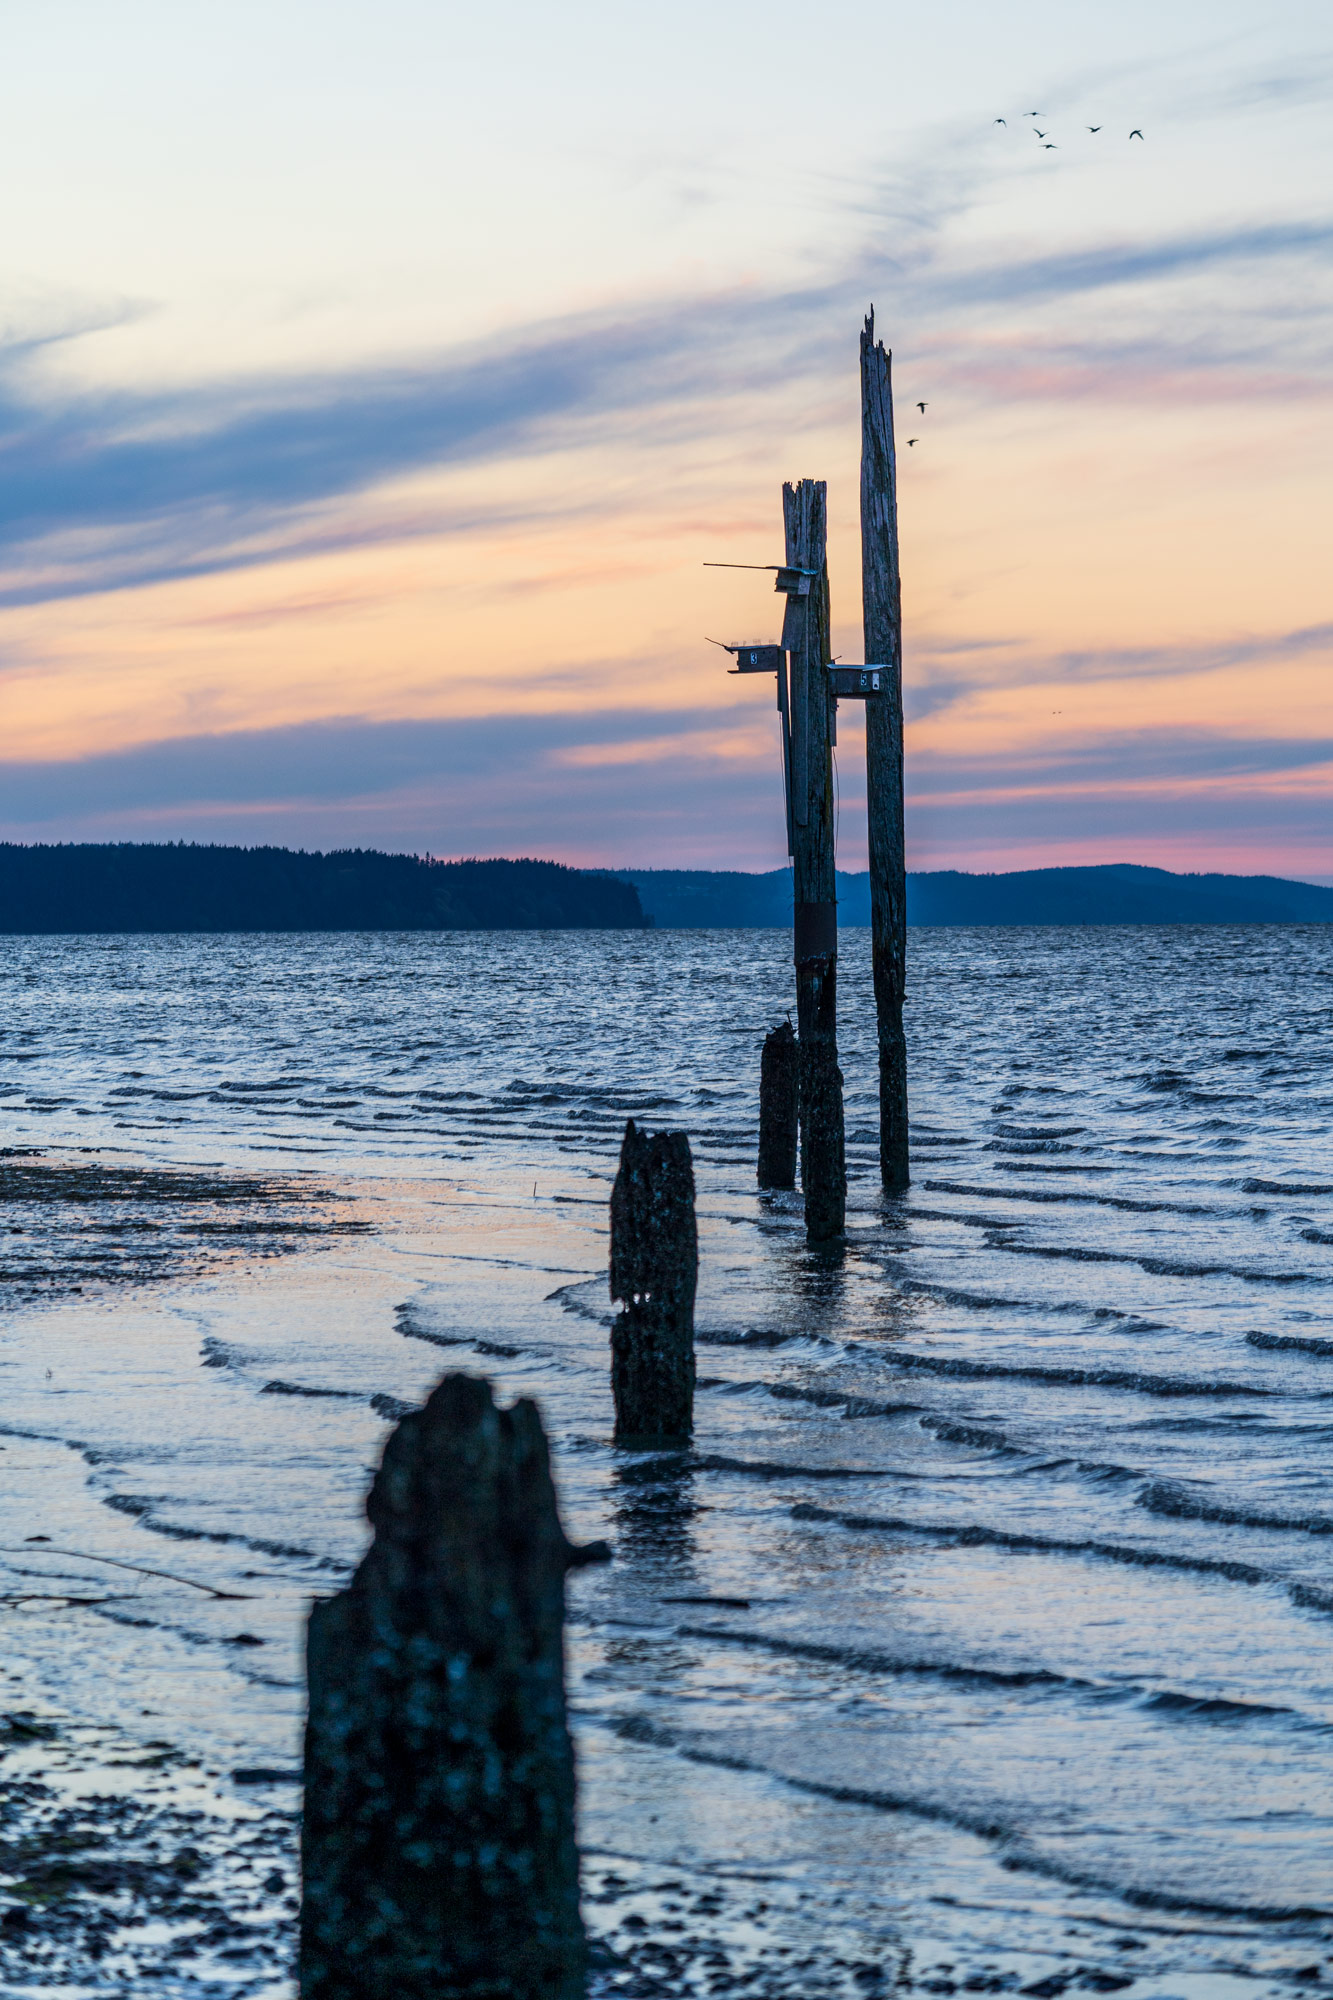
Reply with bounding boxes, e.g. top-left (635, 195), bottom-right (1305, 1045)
top-left (758, 1018), bottom-right (799, 1189)
top-left (609, 1119), bottom-right (697, 1445)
